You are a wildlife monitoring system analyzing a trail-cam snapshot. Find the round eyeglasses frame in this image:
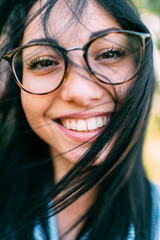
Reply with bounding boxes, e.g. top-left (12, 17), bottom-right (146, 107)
top-left (2, 29), bottom-right (151, 95)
